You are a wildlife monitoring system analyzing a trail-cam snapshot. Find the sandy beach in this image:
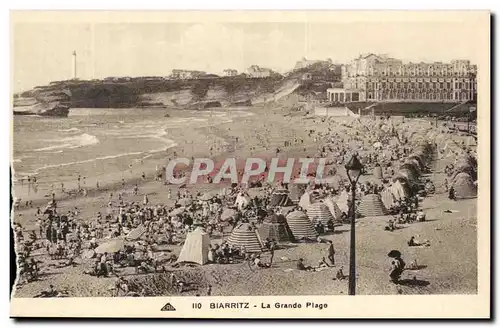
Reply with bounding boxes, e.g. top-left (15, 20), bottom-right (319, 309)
top-left (11, 101), bottom-right (479, 298)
